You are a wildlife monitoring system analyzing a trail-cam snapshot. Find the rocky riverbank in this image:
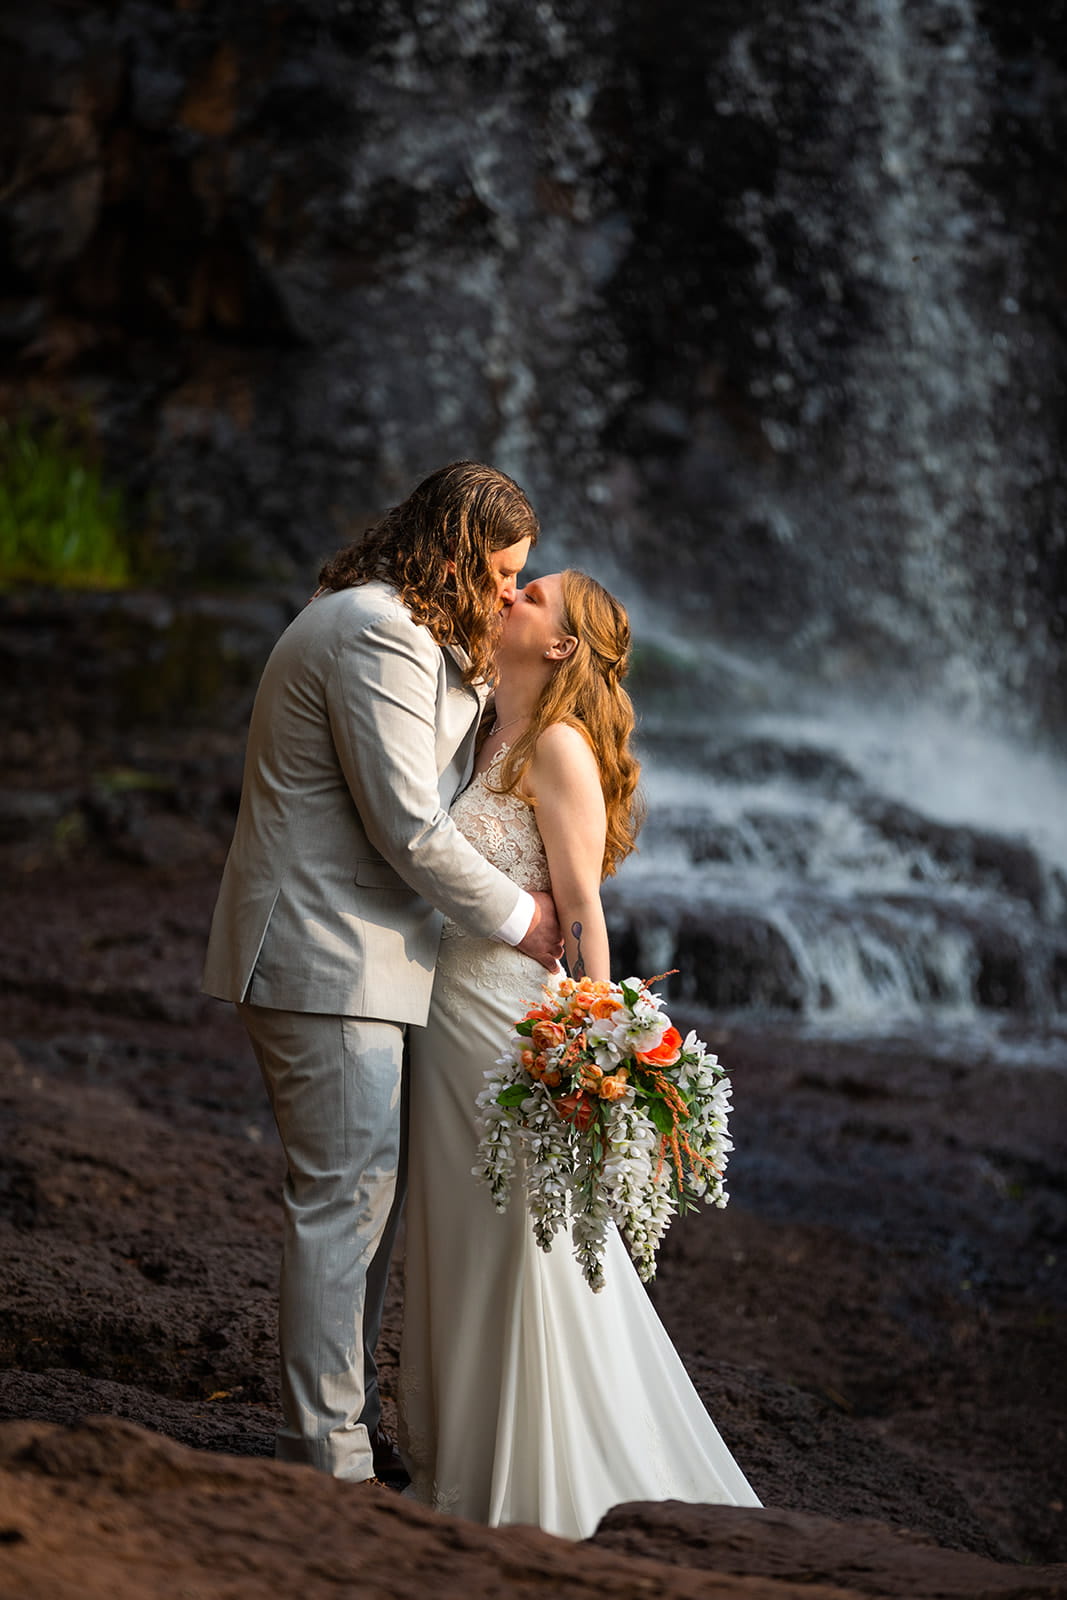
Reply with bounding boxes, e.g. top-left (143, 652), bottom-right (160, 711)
top-left (1, 851), bottom-right (1064, 1596)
